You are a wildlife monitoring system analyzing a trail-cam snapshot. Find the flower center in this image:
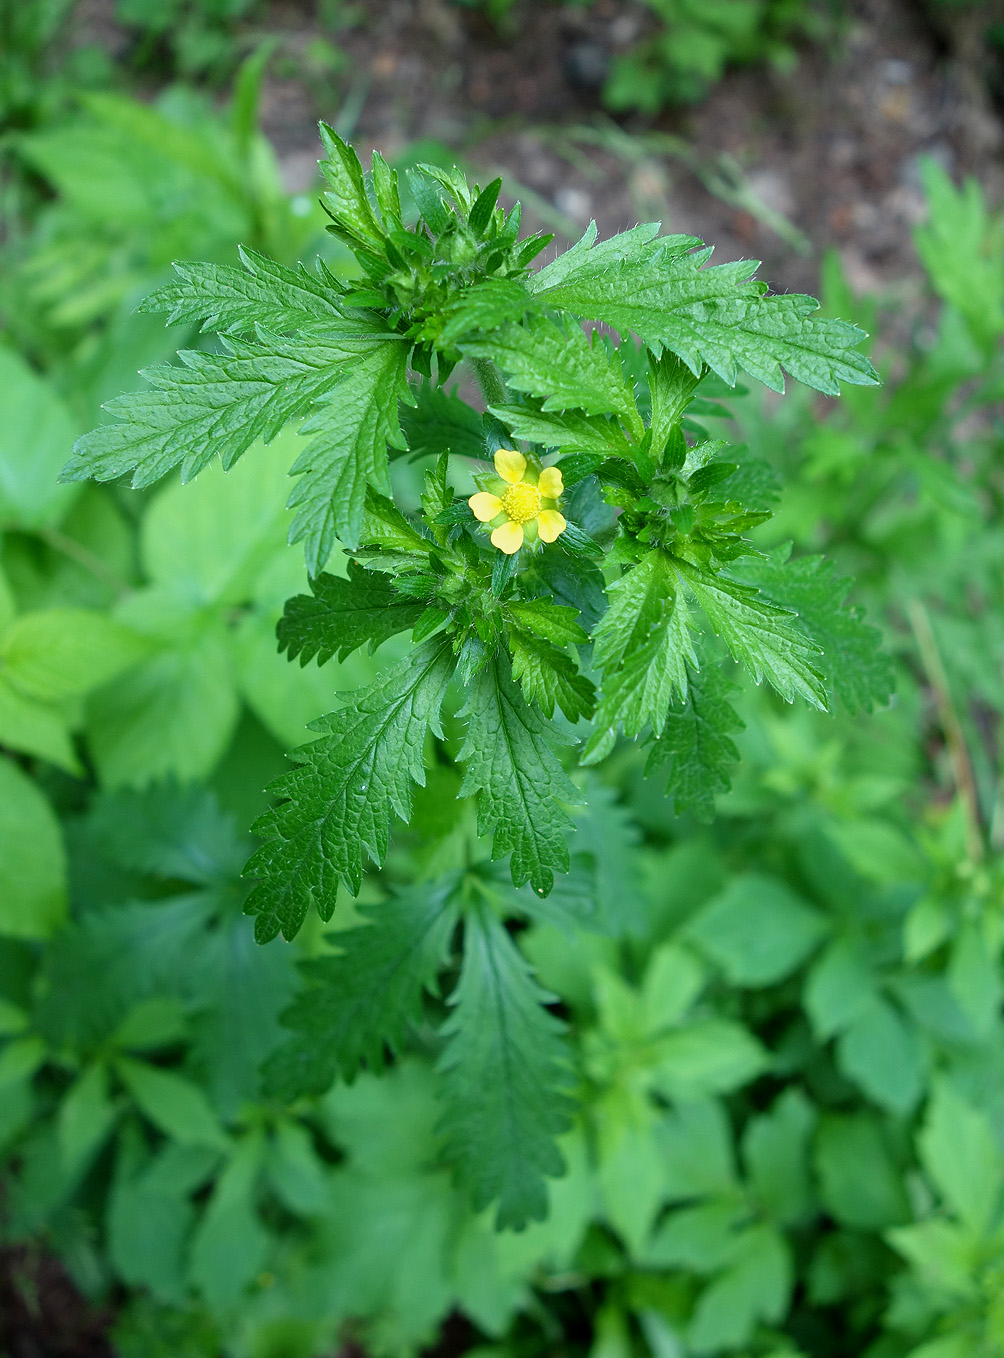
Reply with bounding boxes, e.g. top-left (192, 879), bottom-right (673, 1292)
top-left (501, 482), bottom-right (541, 524)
